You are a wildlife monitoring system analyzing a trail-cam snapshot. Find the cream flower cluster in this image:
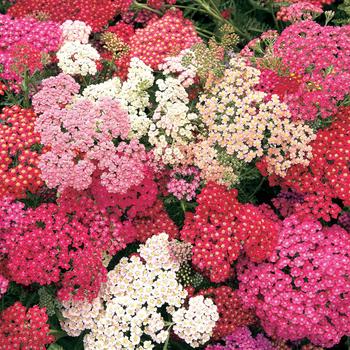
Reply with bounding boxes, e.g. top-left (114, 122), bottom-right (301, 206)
top-left (58, 234), bottom-right (217, 349)
top-left (119, 58), bottom-right (155, 139)
top-left (60, 20), bottom-right (92, 44)
top-left (197, 57), bottom-right (315, 177)
top-left (60, 297), bottom-right (104, 337)
top-left (81, 77), bottom-right (121, 102)
top-left (57, 40), bottom-right (100, 76)
top-left (148, 76), bottom-right (199, 165)
top-left (159, 49), bottom-right (197, 88)
top-left (172, 295), bottom-right (219, 347)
